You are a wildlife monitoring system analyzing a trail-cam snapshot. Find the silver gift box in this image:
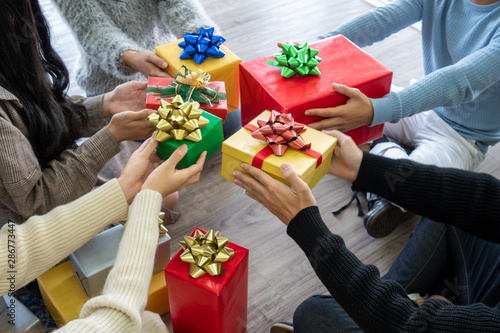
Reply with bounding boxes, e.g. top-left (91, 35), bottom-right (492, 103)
top-left (0, 295), bottom-right (43, 331)
top-left (70, 224), bottom-right (171, 298)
